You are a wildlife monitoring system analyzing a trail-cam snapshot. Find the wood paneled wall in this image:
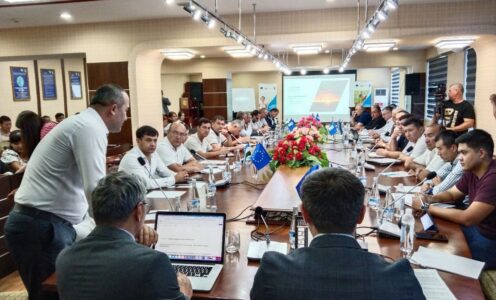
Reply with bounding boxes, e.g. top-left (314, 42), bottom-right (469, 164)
top-left (202, 78), bottom-right (227, 120)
